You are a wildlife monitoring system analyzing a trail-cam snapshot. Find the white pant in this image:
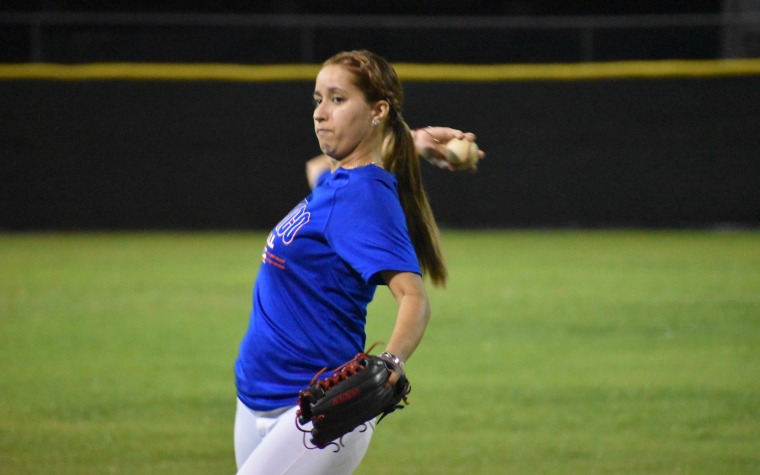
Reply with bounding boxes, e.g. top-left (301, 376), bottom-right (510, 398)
top-left (234, 398), bottom-right (374, 475)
